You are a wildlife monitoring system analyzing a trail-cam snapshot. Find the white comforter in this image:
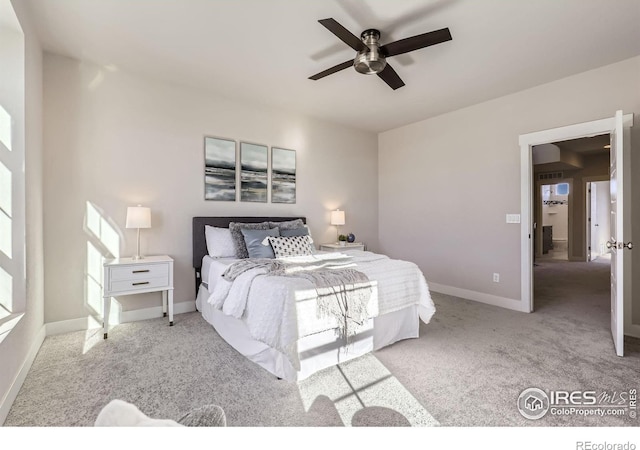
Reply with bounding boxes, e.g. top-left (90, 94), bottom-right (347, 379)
top-left (205, 250), bottom-right (435, 369)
